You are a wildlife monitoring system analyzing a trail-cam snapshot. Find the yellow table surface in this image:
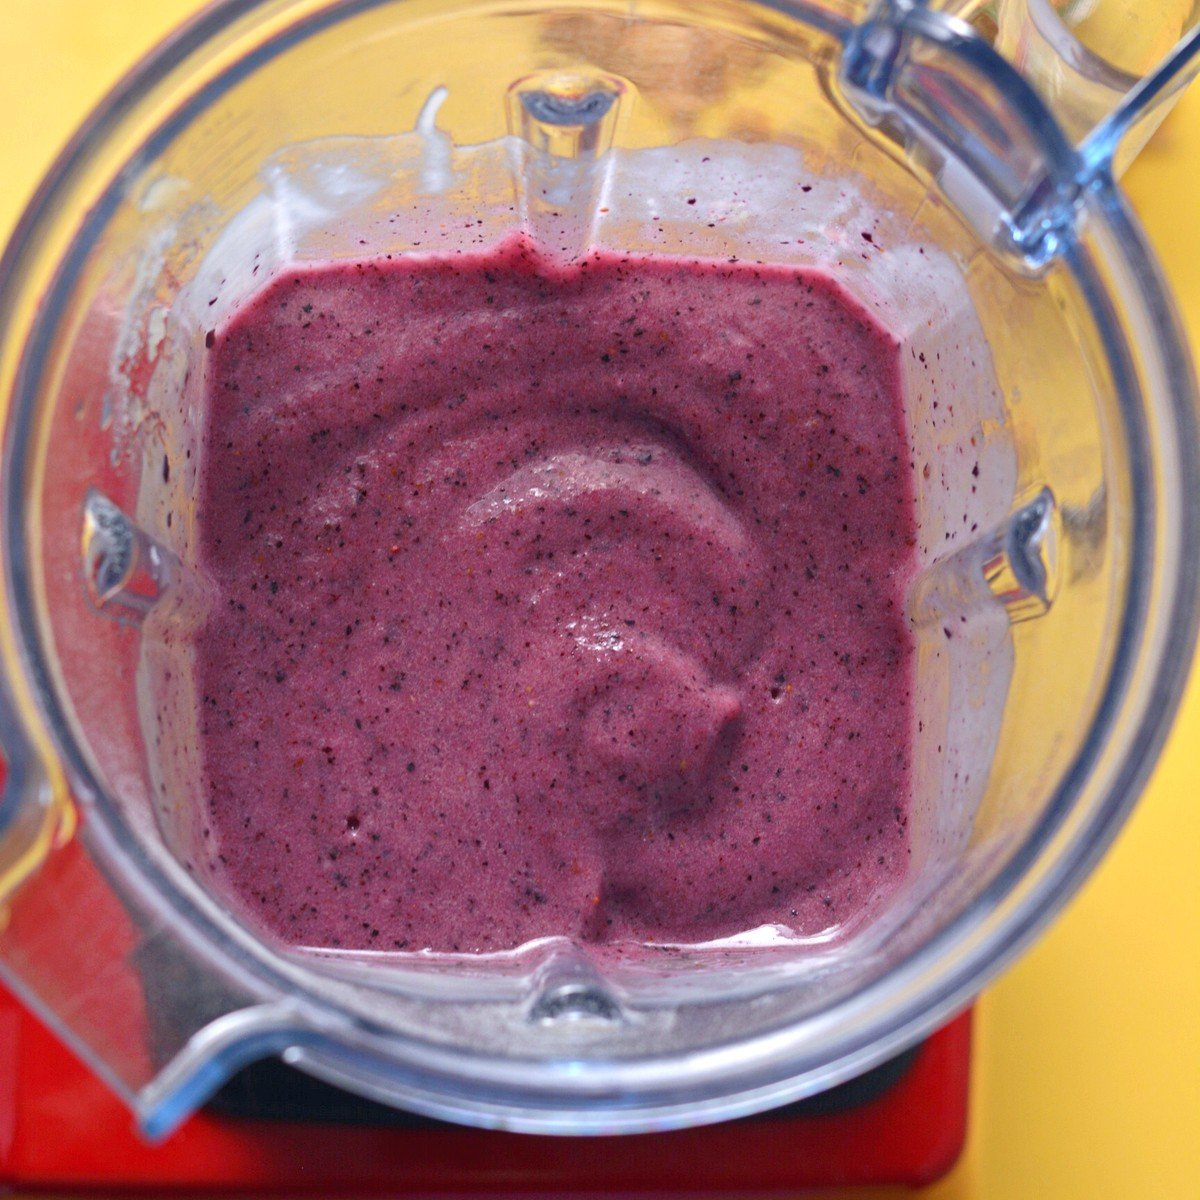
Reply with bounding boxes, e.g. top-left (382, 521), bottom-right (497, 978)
top-left (1, 5), bottom-right (1198, 1197)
